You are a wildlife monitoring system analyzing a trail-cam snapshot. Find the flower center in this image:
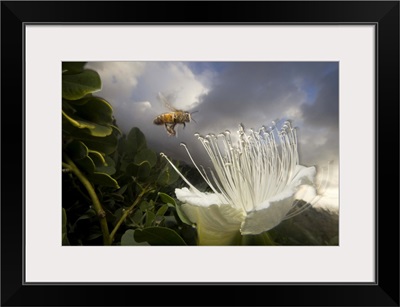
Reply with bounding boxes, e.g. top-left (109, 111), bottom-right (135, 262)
top-left (179, 121), bottom-right (299, 213)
